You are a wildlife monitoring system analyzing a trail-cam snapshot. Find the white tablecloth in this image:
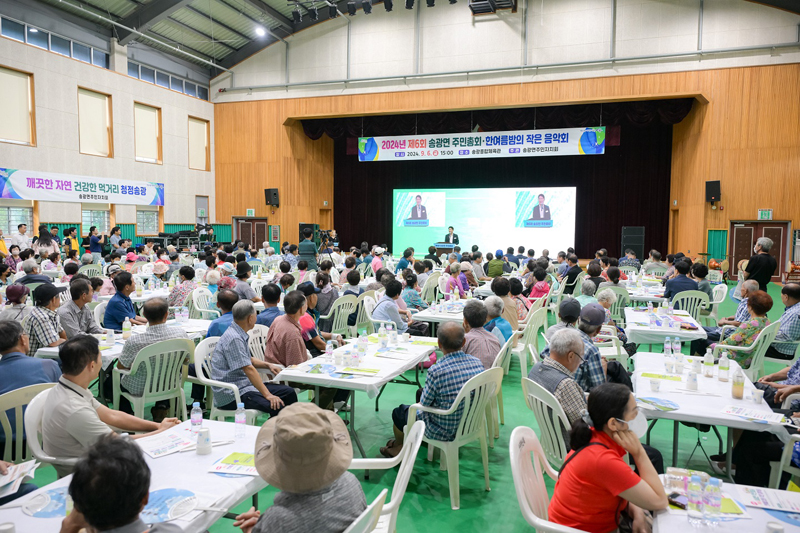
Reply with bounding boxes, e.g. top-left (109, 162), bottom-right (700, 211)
top-left (98, 288), bottom-right (172, 303)
top-left (413, 301), bottom-right (466, 325)
top-left (624, 284), bottom-right (667, 304)
top-left (633, 352), bottom-right (788, 442)
top-left (0, 420), bottom-right (265, 533)
top-left (625, 308), bottom-right (707, 345)
top-left (273, 336), bottom-right (437, 398)
top-left (40, 270), bottom-right (63, 279)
